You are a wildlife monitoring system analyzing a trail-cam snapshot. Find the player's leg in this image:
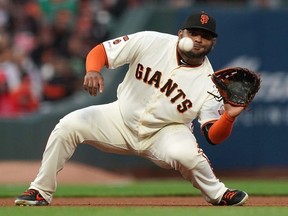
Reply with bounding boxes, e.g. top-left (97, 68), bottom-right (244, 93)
top-left (15, 101), bottom-right (132, 205)
top-left (142, 124), bottom-right (244, 205)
